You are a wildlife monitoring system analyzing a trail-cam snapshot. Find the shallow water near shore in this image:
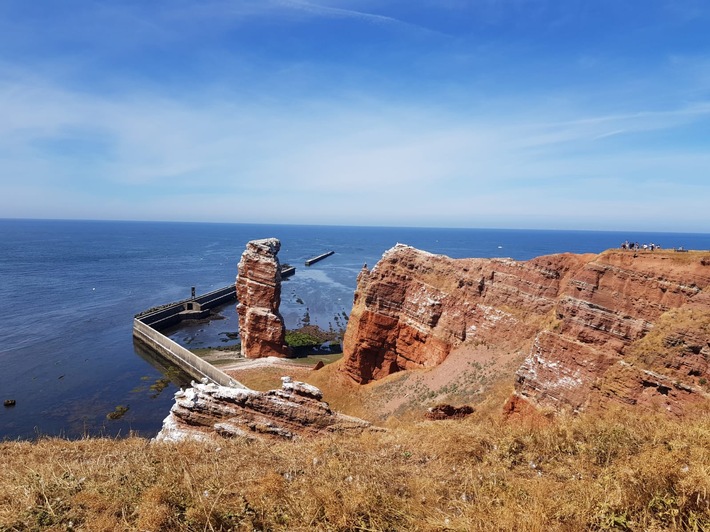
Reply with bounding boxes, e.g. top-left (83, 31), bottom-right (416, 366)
top-left (1, 219), bottom-right (709, 440)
